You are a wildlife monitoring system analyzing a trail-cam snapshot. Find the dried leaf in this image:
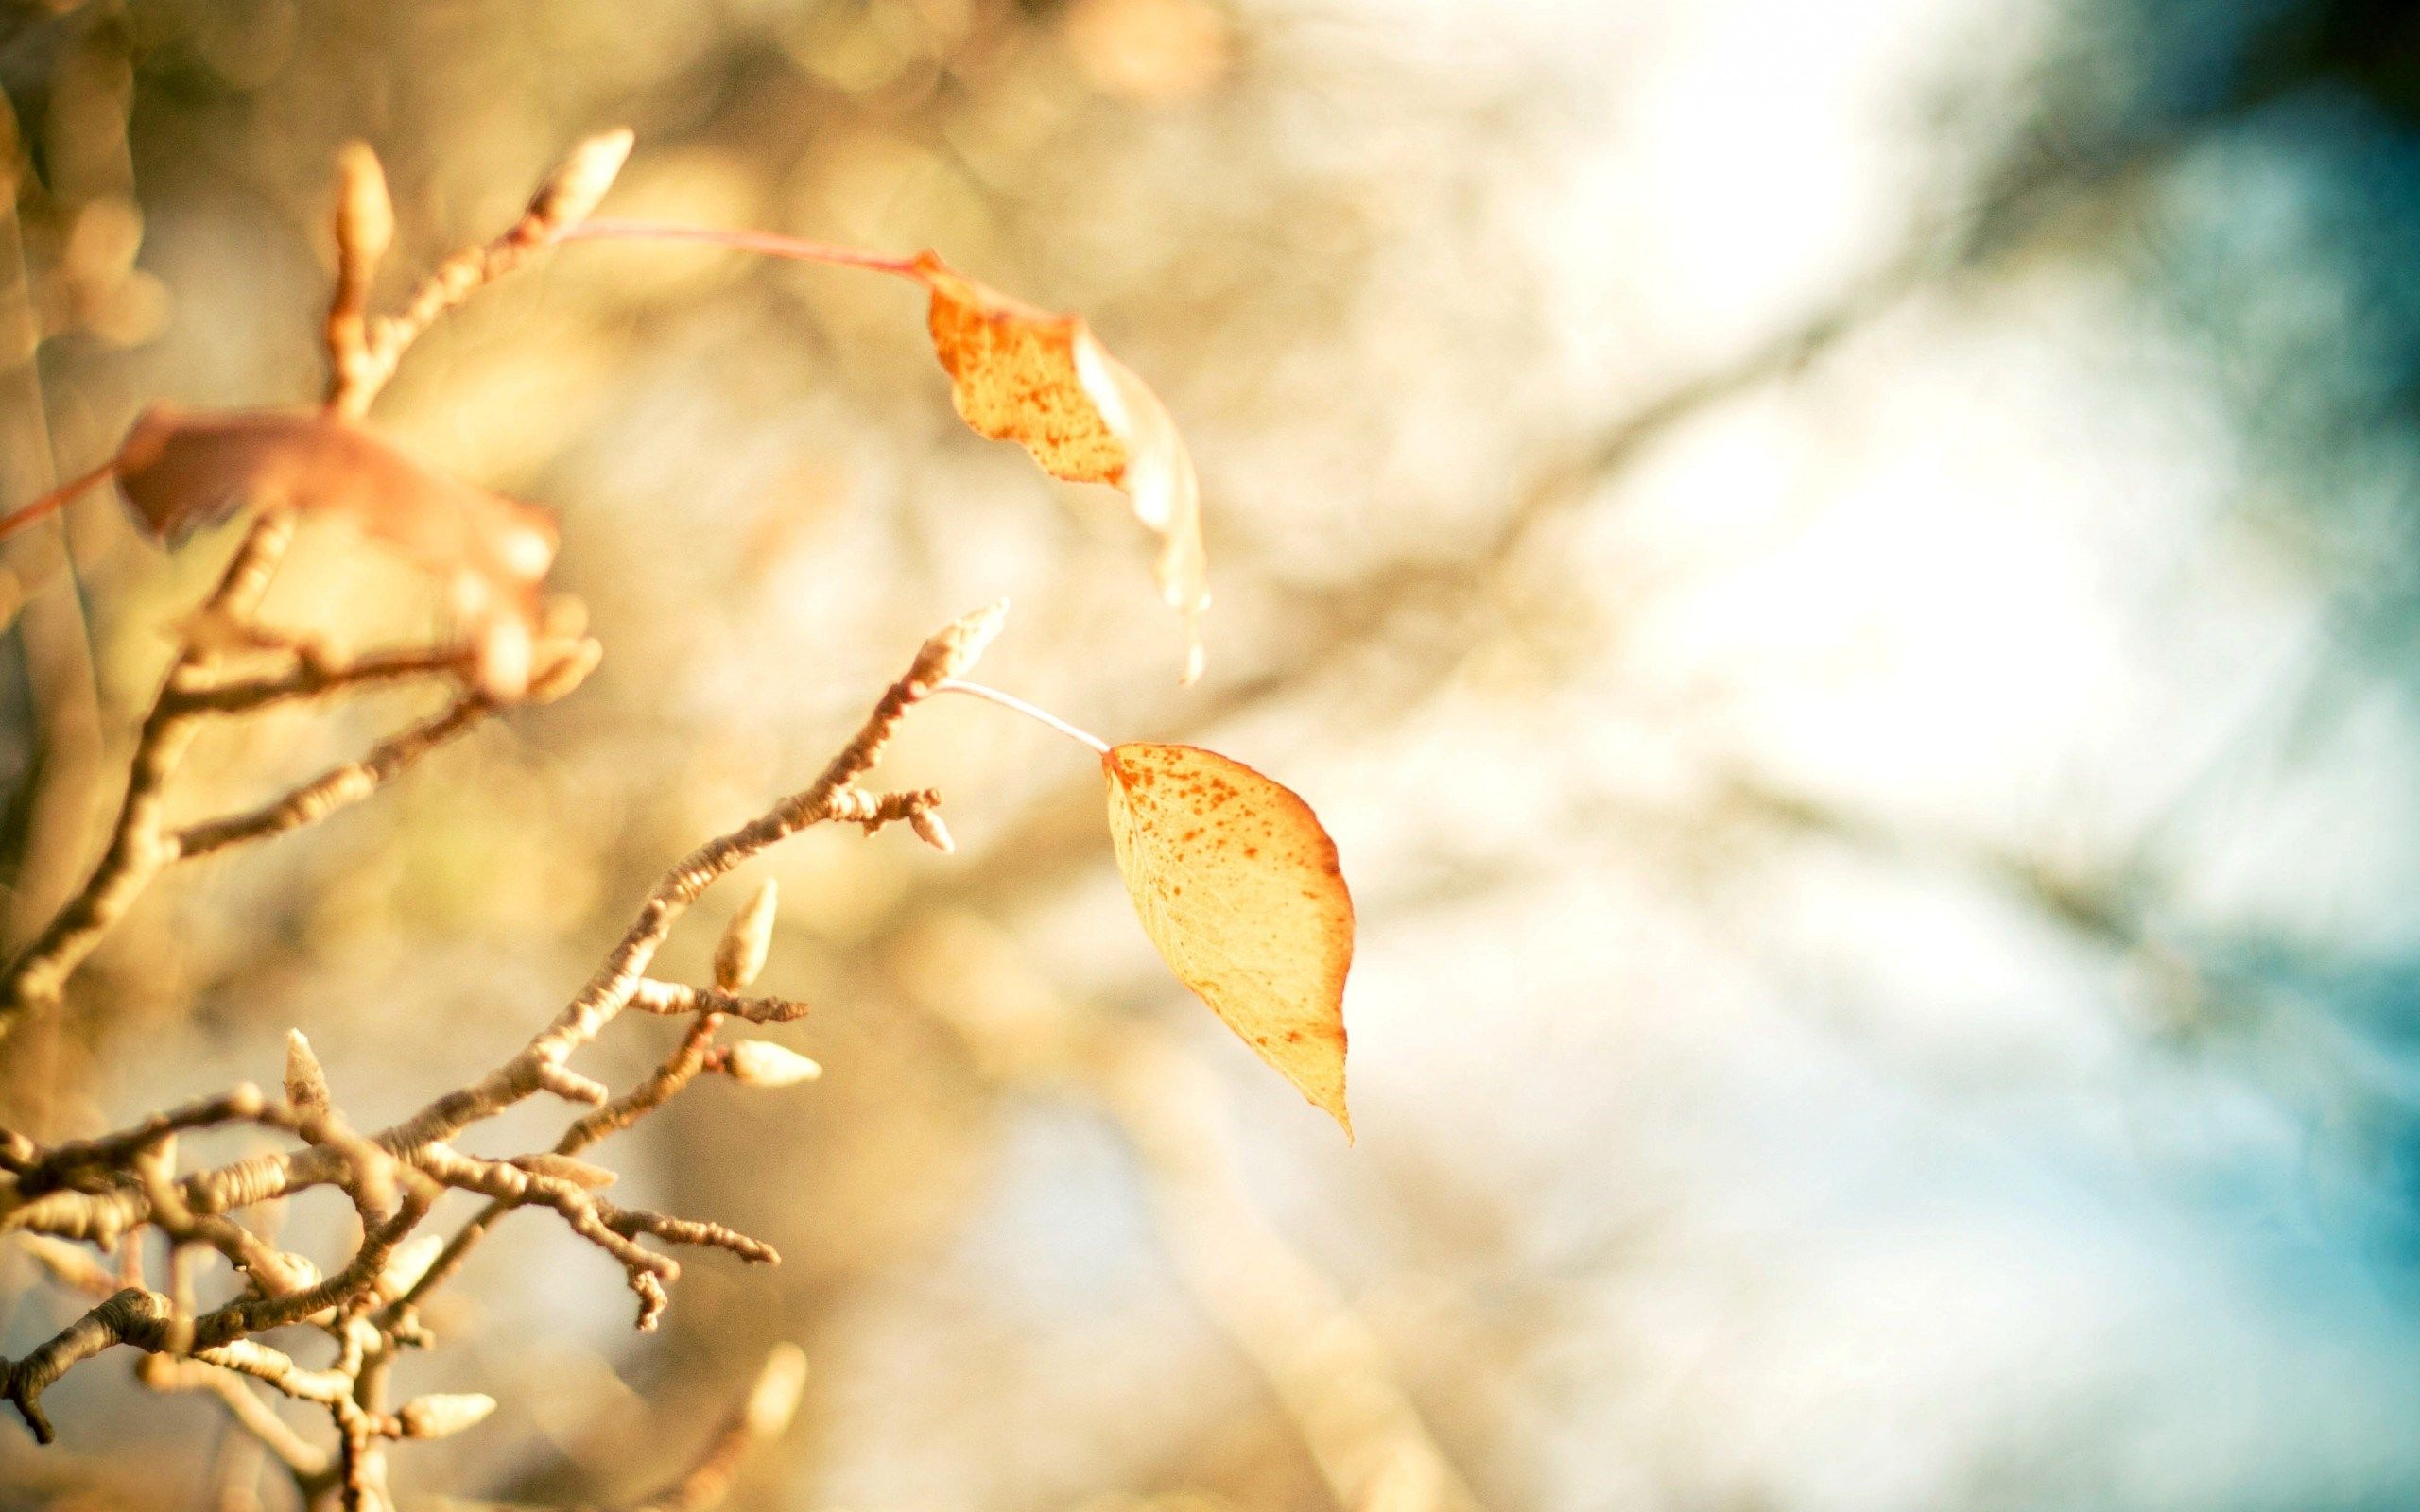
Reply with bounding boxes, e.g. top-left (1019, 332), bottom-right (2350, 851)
top-left (1102, 742), bottom-right (1353, 1134)
top-left (912, 255), bottom-right (1208, 681)
top-left (110, 405), bottom-right (560, 699)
